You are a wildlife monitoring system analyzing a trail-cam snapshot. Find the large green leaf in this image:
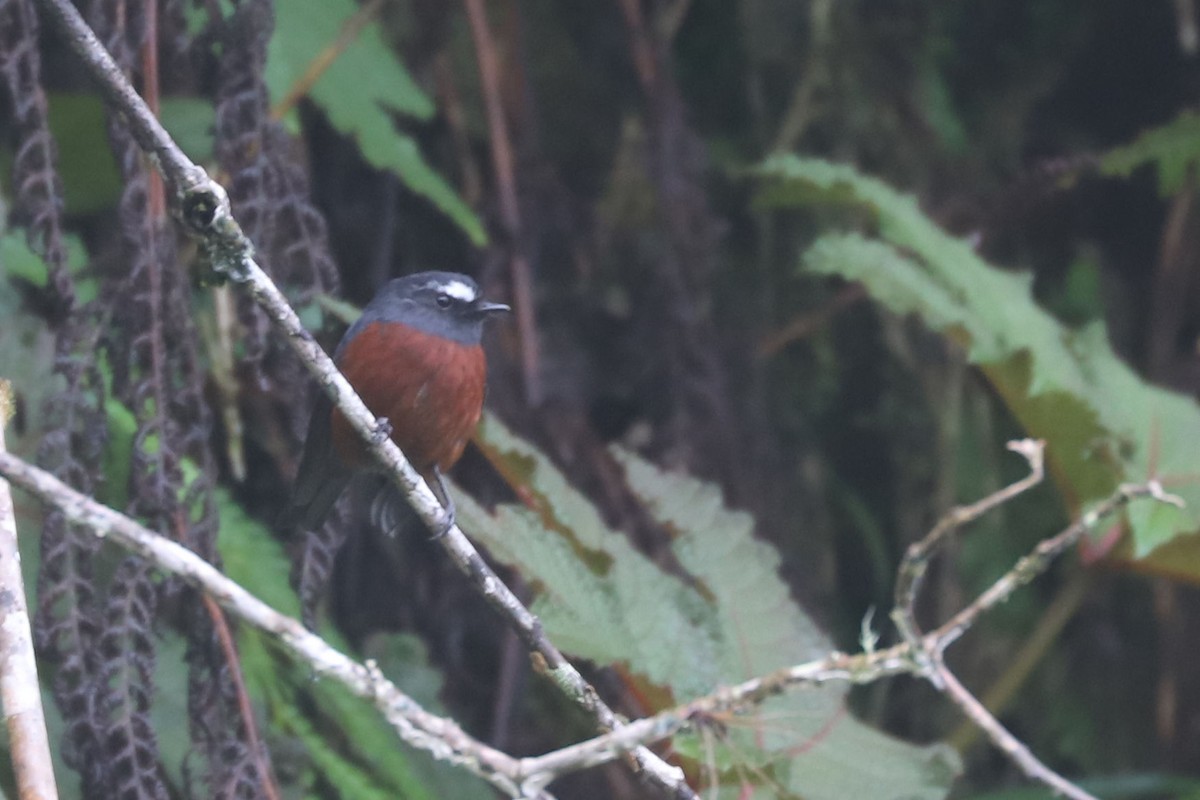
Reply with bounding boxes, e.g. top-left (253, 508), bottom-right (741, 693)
top-left (463, 416), bottom-right (724, 700)
top-left (266, 0), bottom-right (486, 245)
top-left (756, 155), bottom-right (1200, 567)
top-left (462, 413), bottom-right (960, 800)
